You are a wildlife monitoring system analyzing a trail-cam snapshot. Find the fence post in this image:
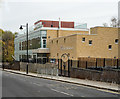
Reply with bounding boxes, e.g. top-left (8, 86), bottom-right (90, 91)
top-left (103, 58), bottom-right (105, 67)
top-left (68, 59), bottom-right (70, 77)
top-left (61, 59), bottom-right (62, 76)
top-left (77, 60), bottom-right (79, 68)
top-left (71, 60), bottom-right (72, 67)
top-left (96, 58), bottom-right (97, 69)
top-left (86, 61), bottom-right (87, 69)
top-left (117, 59), bottom-right (119, 69)
top-left (58, 59), bottom-right (59, 69)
